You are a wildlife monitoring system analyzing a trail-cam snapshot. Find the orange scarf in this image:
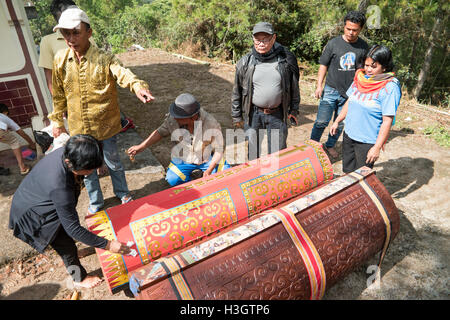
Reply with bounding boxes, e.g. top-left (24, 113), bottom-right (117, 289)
top-left (353, 69), bottom-right (395, 94)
